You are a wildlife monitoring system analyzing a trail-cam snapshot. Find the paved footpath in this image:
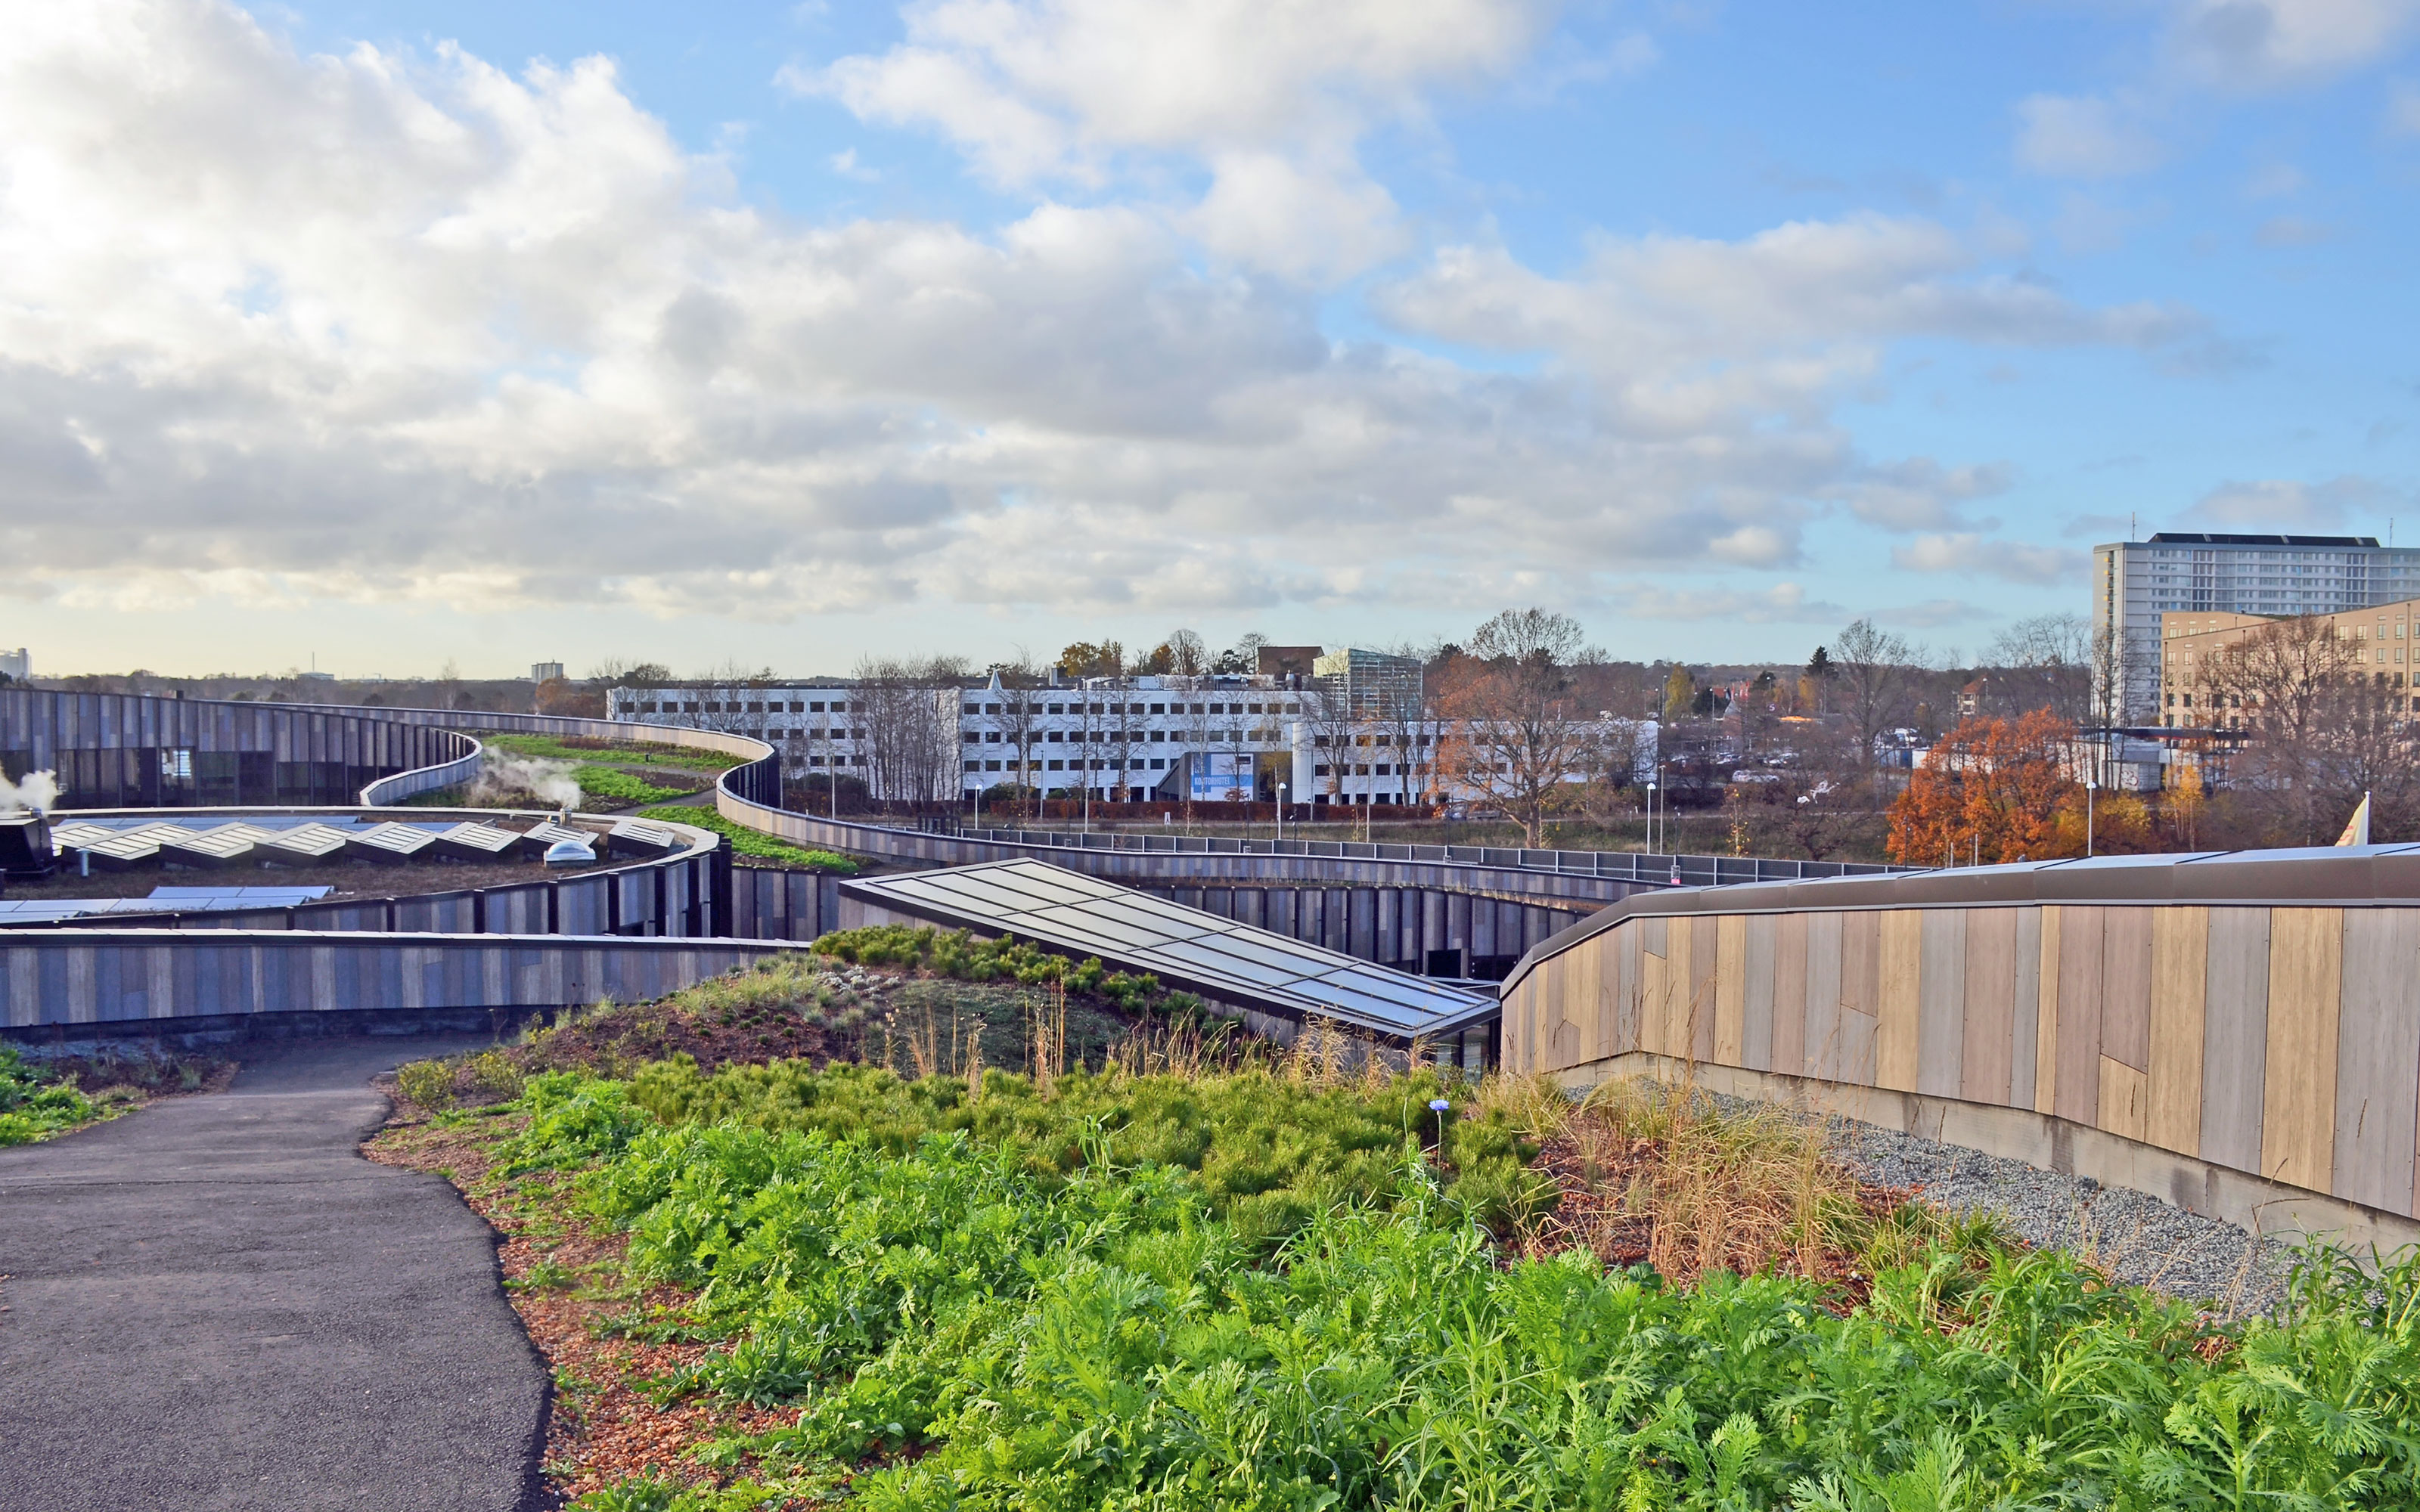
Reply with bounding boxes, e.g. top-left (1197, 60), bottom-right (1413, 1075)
top-left (0, 1037), bottom-right (548, 1511)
